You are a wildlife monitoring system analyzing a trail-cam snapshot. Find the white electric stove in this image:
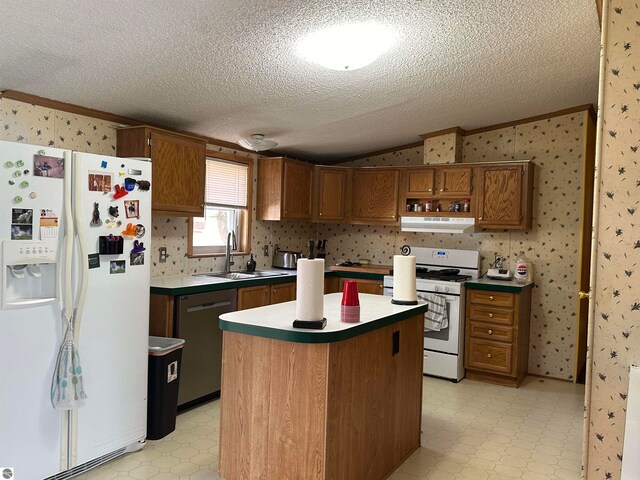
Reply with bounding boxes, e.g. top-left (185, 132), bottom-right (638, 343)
top-left (383, 246), bottom-right (480, 381)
